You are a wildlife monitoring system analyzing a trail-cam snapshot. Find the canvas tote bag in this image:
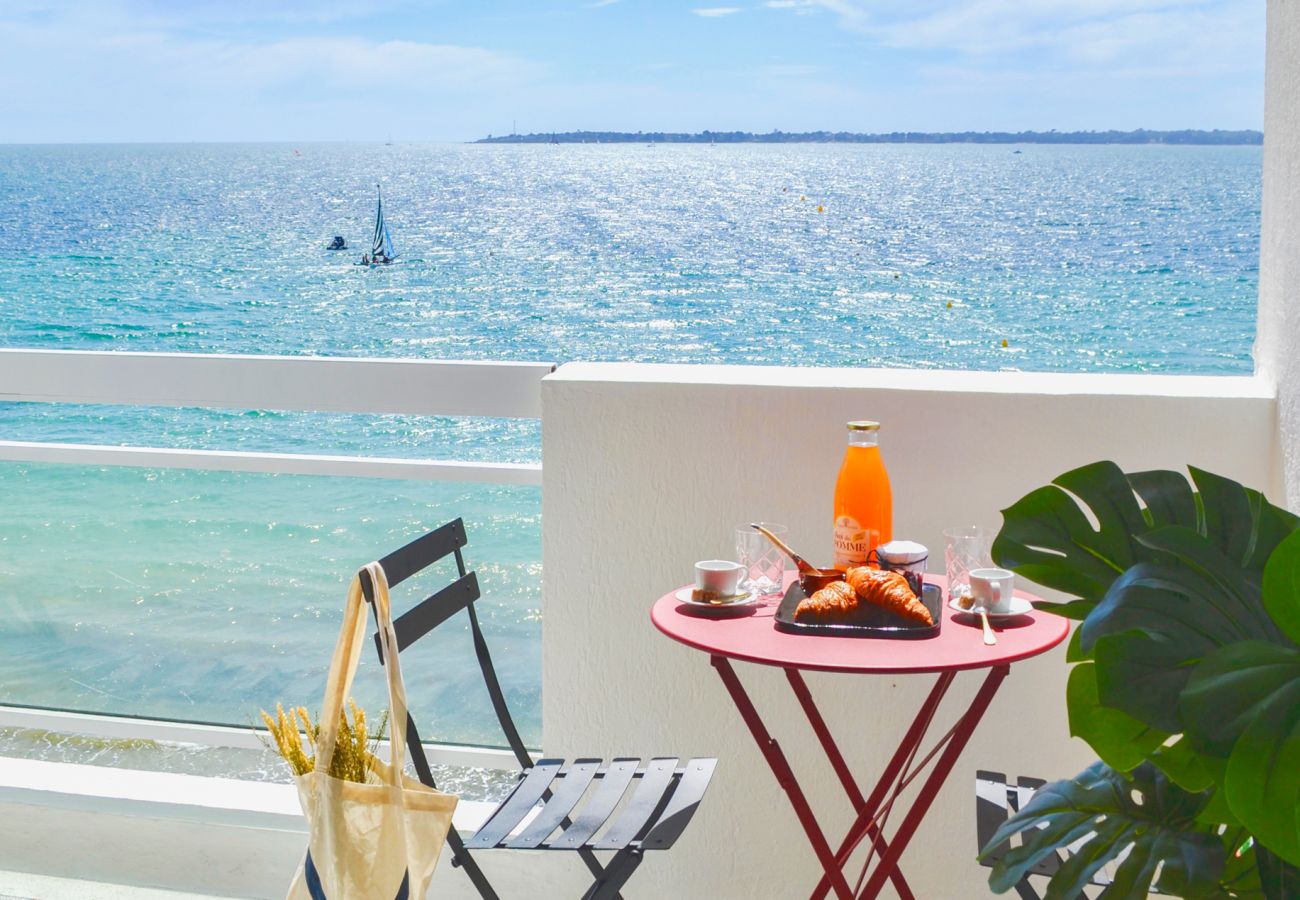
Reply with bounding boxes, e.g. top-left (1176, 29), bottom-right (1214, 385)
top-left (287, 561), bottom-right (458, 900)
